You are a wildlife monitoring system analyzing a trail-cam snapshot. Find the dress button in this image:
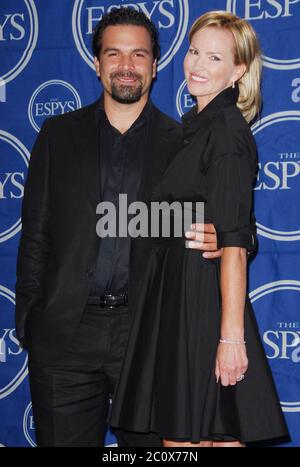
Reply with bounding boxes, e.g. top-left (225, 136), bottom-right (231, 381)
top-left (183, 138), bottom-right (190, 145)
top-left (86, 269), bottom-right (94, 277)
